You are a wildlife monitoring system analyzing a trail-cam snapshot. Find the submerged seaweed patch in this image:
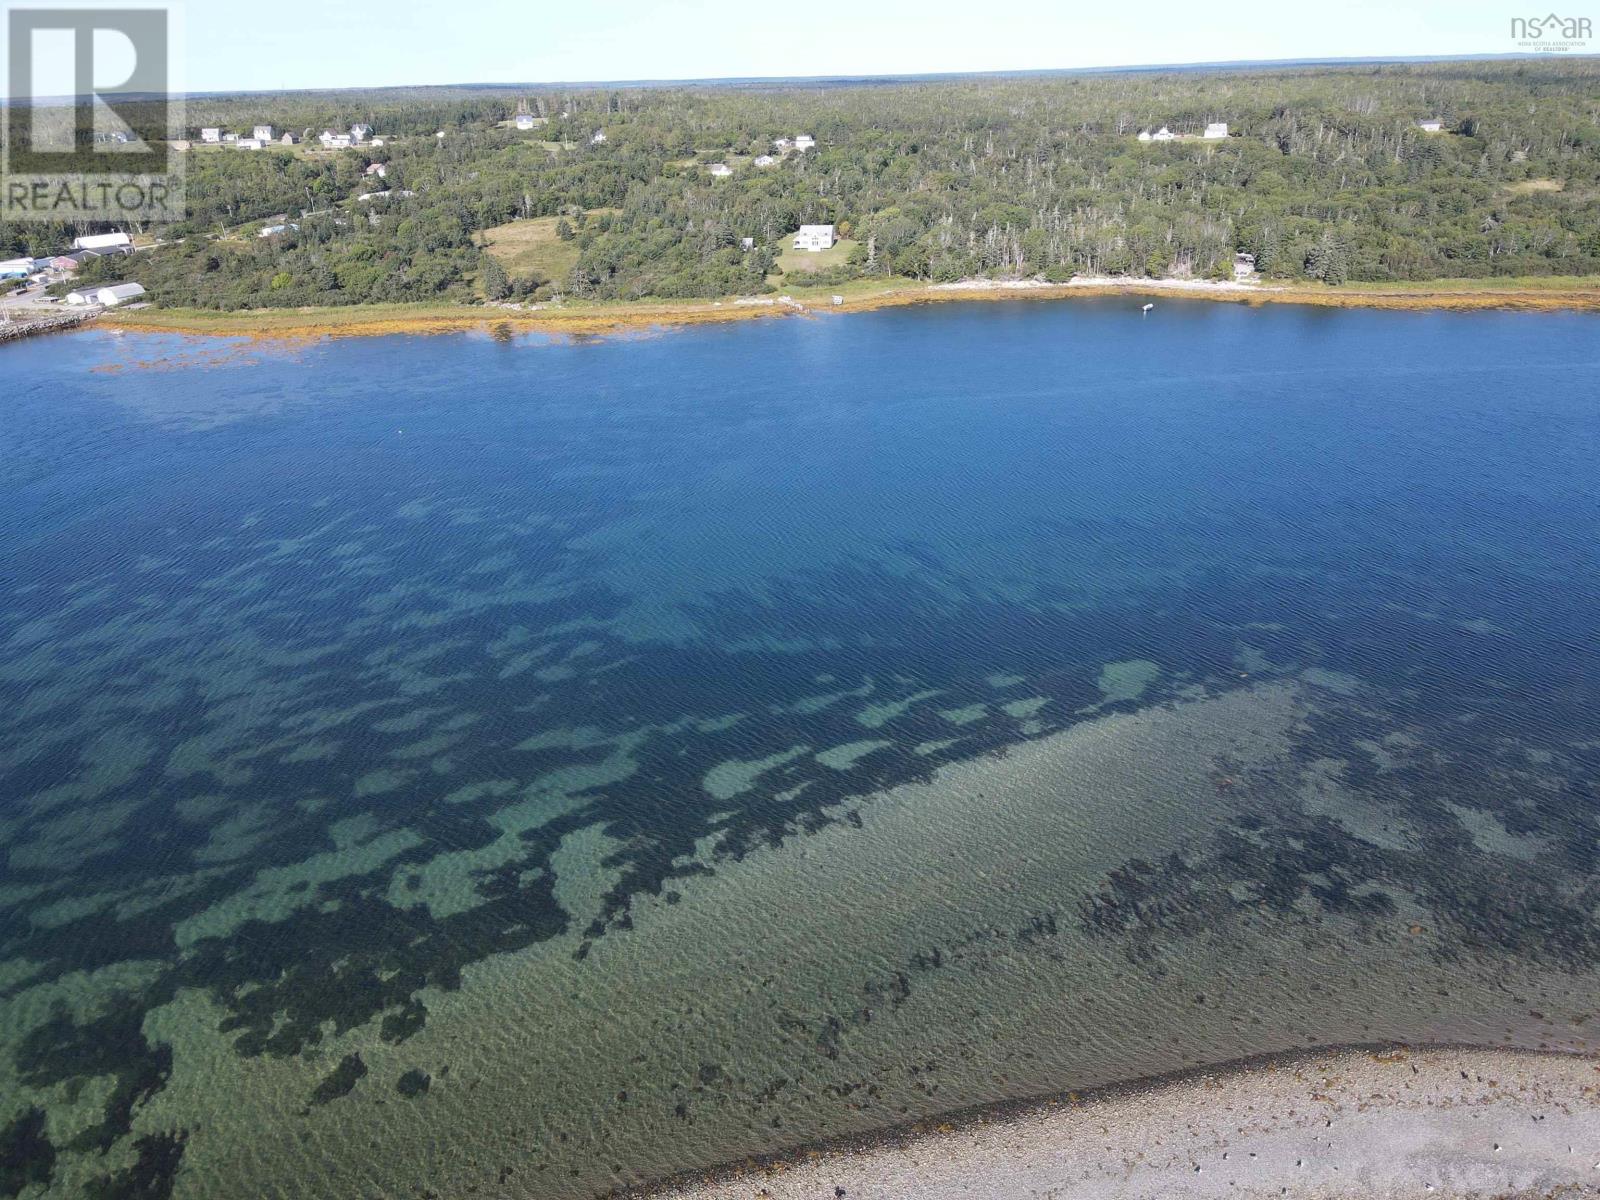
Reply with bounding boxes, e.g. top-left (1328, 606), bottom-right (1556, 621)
top-left (1082, 701), bottom-right (1600, 972)
top-left (83, 1132), bottom-right (185, 1200)
top-left (310, 1053), bottom-right (368, 1106)
top-left (0, 1107), bottom-right (54, 1197)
